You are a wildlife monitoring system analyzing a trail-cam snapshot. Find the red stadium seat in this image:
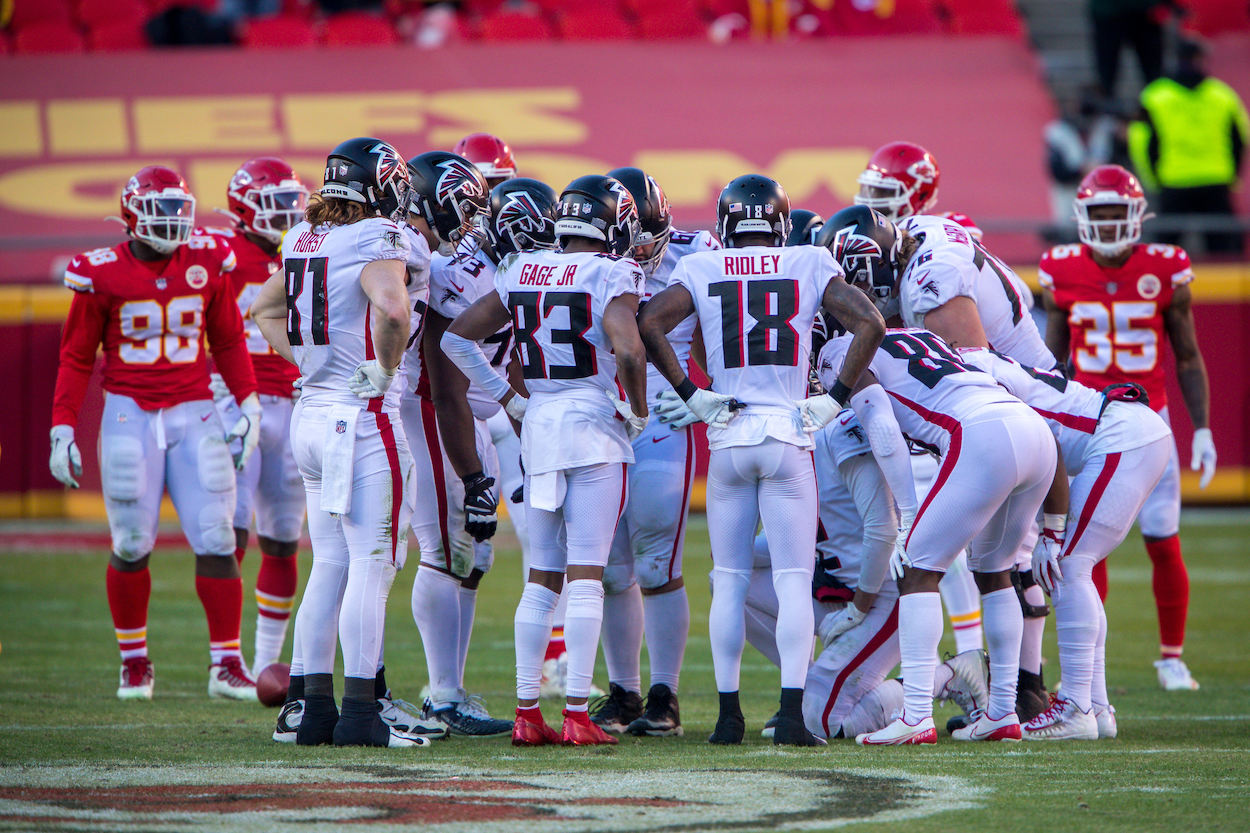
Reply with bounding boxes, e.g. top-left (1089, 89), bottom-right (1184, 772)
top-left (478, 9), bottom-right (554, 40)
top-left (1184, 0), bottom-right (1250, 35)
top-left (76, 0), bottom-right (149, 28)
top-left (241, 14), bottom-right (318, 48)
top-left (87, 20), bottom-right (148, 50)
top-left (627, 0), bottom-right (701, 15)
top-left (638, 8), bottom-right (707, 39)
top-left (11, 0), bottom-right (74, 28)
top-left (14, 21), bottom-right (87, 53)
top-left (828, 0), bottom-right (942, 35)
top-left (939, 0), bottom-right (1022, 36)
top-left (555, 8), bottom-right (636, 39)
top-left (322, 12), bottom-right (398, 46)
